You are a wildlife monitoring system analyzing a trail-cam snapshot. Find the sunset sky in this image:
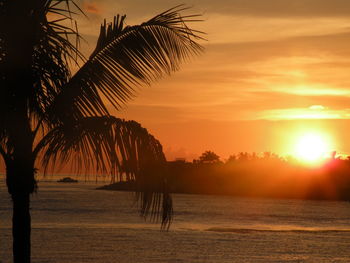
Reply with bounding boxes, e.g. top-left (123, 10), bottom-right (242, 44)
top-left (74, 0), bottom-right (350, 161)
